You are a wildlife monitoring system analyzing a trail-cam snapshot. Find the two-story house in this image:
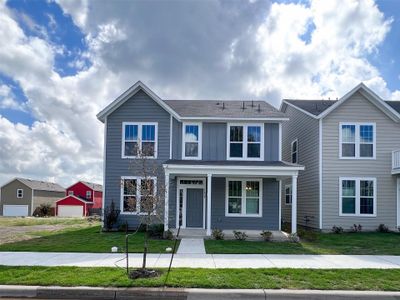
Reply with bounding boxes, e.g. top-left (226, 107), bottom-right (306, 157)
top-left (97, 81), bottom-right (304, 235)
top-left (280, 83), bottom-right (400, 231)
